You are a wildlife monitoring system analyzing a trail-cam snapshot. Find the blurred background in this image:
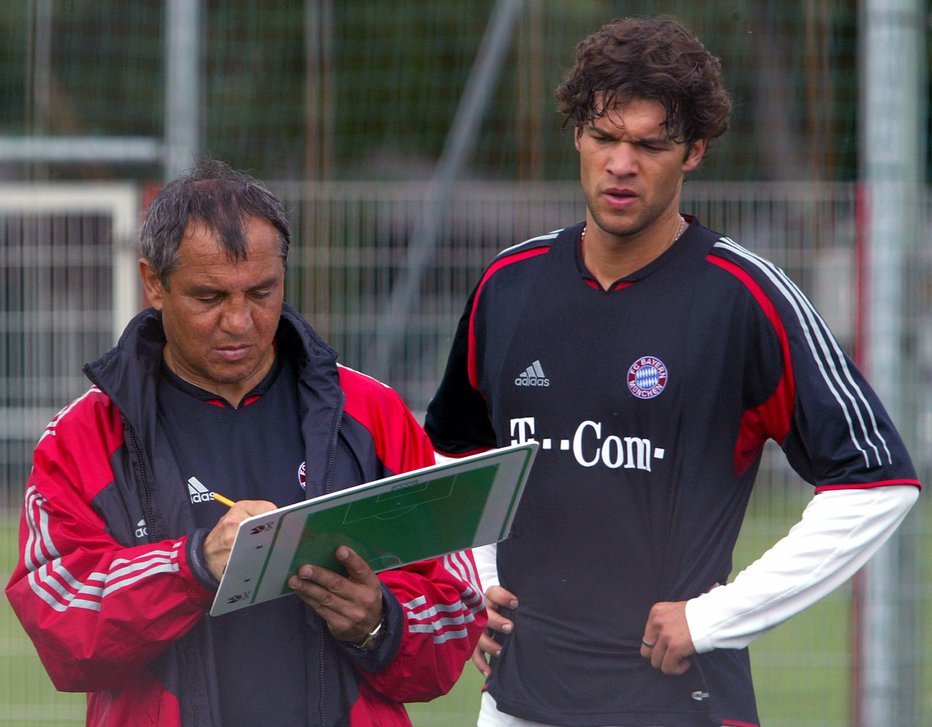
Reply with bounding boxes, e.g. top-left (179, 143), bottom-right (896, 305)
top-left (0, 0), bottom-right (929, 724)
